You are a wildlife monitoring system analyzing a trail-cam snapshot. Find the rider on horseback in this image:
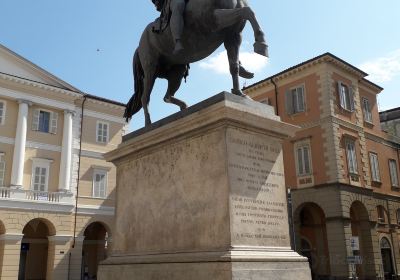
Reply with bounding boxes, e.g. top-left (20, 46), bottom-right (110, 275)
top-left (151, 0), bottom-right (185, 54)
